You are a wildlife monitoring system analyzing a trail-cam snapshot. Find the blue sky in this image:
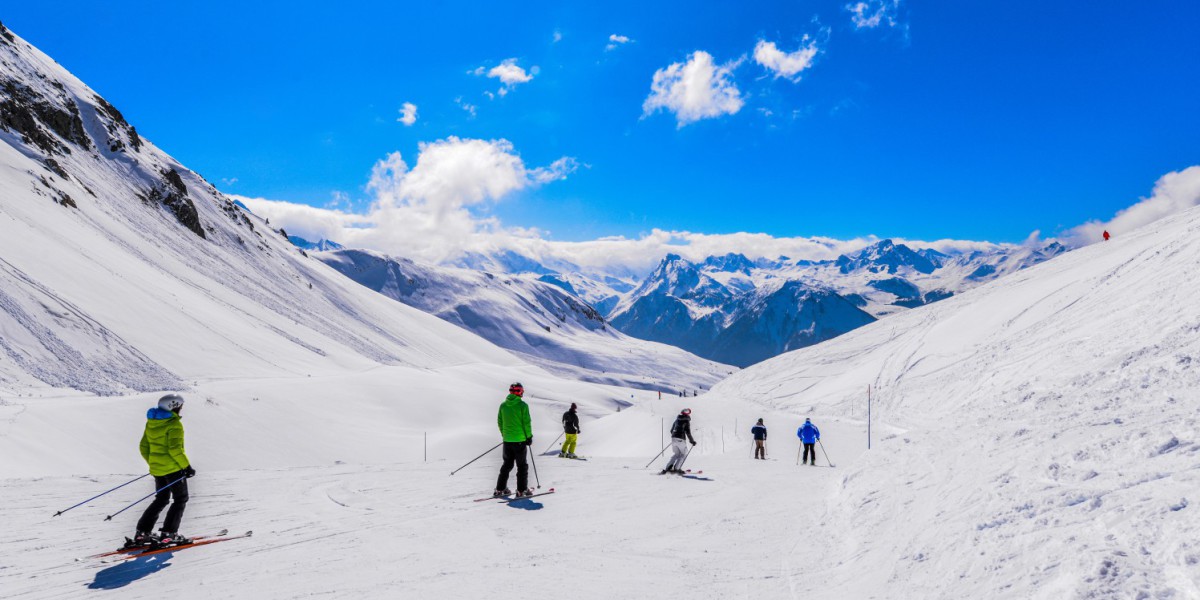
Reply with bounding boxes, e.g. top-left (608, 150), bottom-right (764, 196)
top-left (5, 1), bottom-right (1199, 264)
